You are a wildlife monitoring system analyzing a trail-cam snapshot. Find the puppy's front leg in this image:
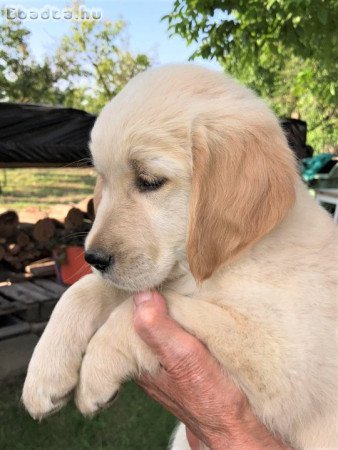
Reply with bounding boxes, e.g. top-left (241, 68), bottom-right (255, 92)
top-left (75, 296), bottom-right (159, 415)
top-left (76, 291), bottom-right (284, 417)
top-left (22, 274), bottom-right (126, 419)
